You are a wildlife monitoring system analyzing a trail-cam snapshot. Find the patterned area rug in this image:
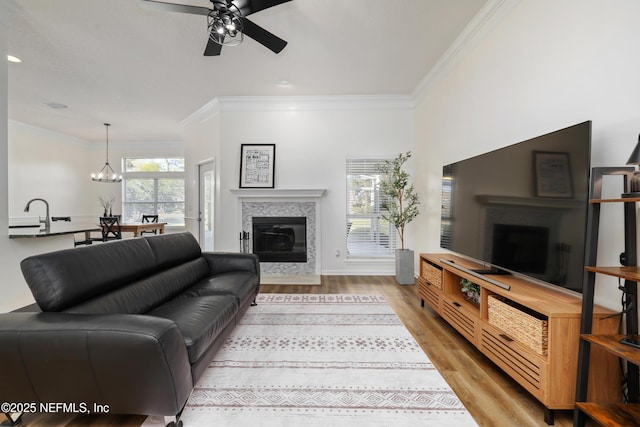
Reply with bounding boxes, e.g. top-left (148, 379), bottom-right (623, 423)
top-left (143, 294), bottom-right (476, 426)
